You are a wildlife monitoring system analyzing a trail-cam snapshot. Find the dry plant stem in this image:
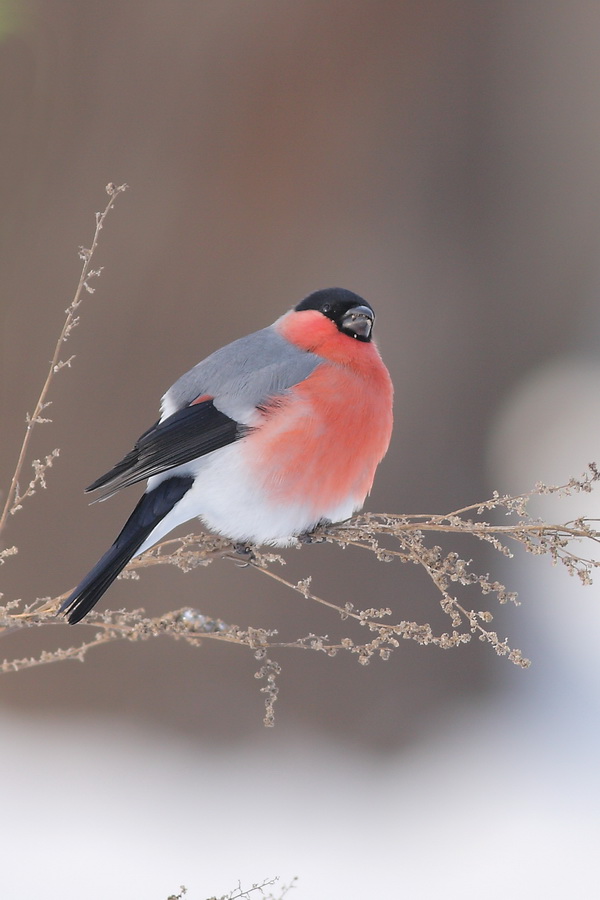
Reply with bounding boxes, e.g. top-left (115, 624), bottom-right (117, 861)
top-left (4, 471), bottom-right (600, 636)
top-left (4, 469), bottom-right (600, 720)
top-left (0, 183), bottom-right (128, 538)
top-left (167, 876), bottom-right (298, 900)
